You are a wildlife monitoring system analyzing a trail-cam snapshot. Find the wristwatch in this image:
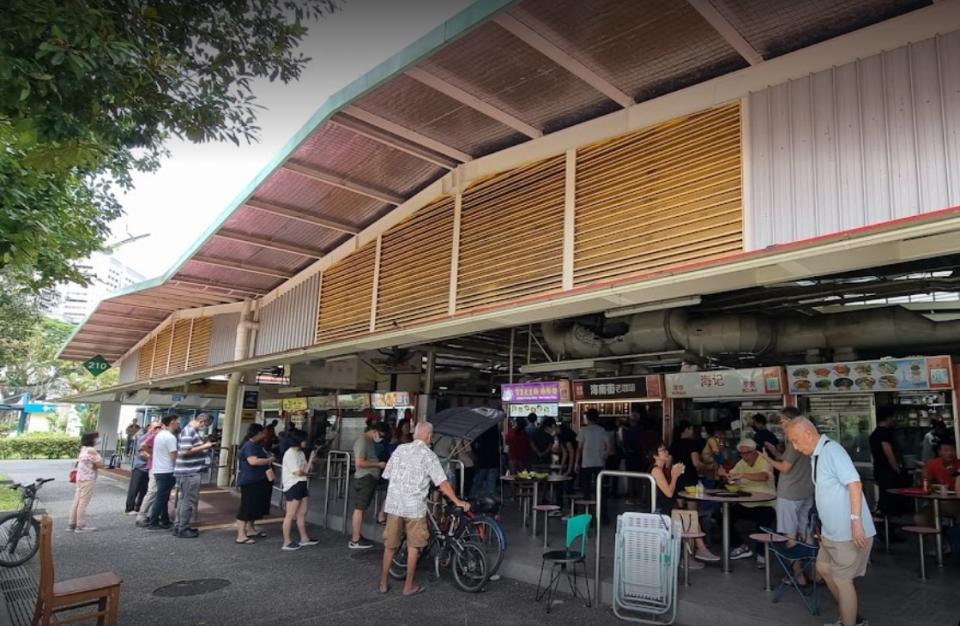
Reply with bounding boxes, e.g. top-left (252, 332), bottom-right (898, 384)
top-left (850, 514), bottom-right (861, 520)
